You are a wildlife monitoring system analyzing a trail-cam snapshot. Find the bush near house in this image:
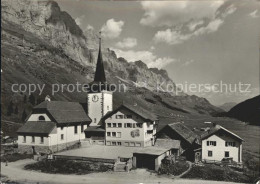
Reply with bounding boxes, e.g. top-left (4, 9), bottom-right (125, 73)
top-left (158, 159), bottom-right (189, 176)
top-left (24, 159), bottom-right (113, 174)
top-left (182, 164), bottom-right (255, 183)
